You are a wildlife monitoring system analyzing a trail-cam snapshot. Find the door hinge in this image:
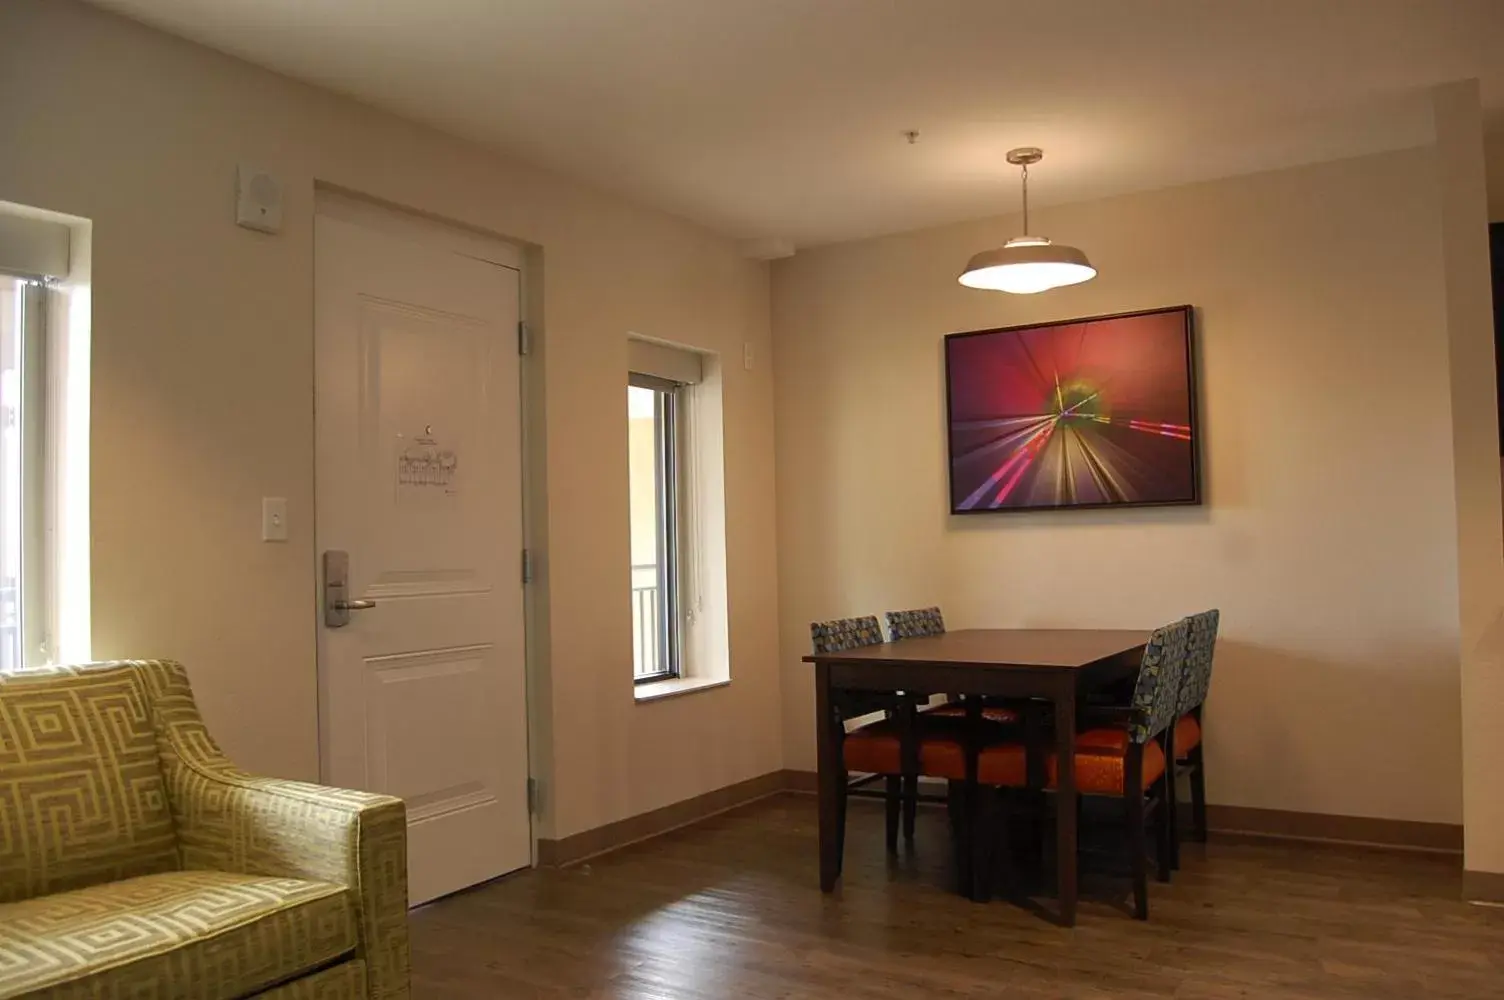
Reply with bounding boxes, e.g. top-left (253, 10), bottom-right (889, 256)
top-left (521, 548), bottom-right (534, 584)
top-left (517, 321), bottom-right (531, 356)
top-left (526, 777), bottom-right (539, 814)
